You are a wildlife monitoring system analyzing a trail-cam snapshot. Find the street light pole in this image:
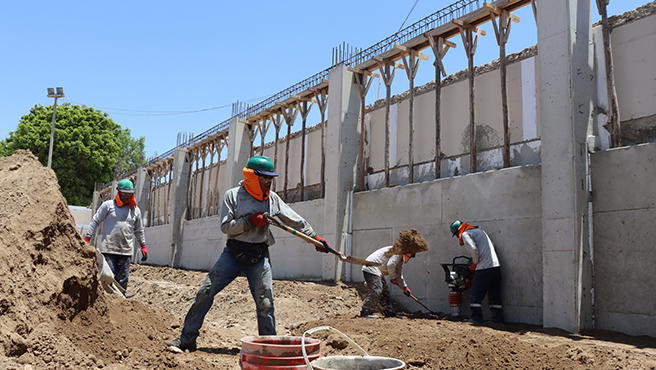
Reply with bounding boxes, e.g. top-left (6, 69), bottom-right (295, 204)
top-left (46, 87), bottom-right (64, 168)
